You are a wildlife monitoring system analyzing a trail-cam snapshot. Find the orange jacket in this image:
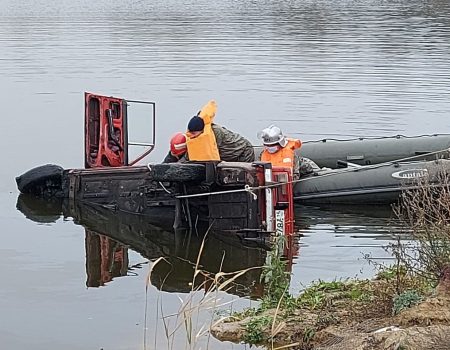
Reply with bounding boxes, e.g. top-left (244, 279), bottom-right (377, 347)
top-left (261, 138), bottom-right (302, 169)
top-left (186, 100), bottom-right (220, 161)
